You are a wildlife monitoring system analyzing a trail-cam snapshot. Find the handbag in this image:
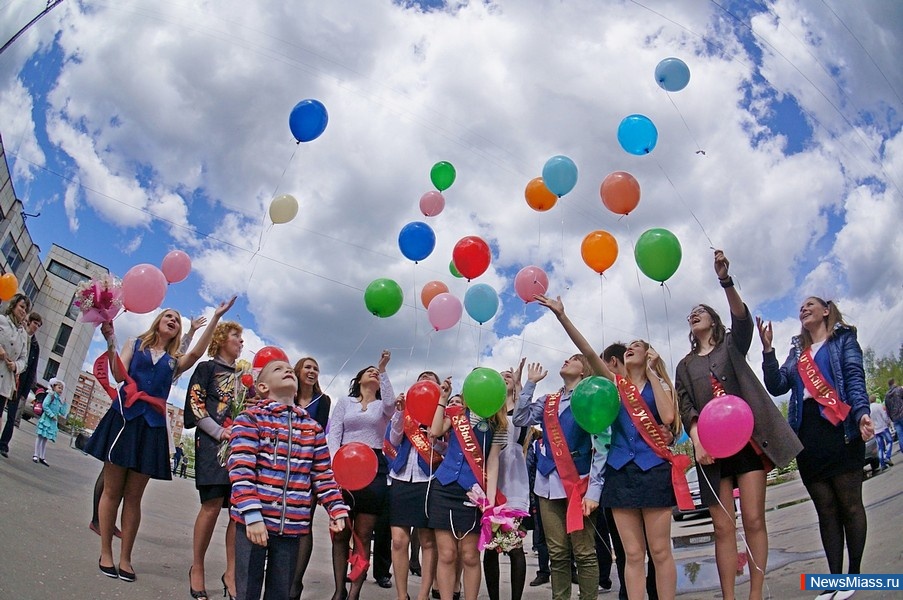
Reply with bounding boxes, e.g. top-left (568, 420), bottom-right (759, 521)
top-left (32, 398), bottom-right (43, 417)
